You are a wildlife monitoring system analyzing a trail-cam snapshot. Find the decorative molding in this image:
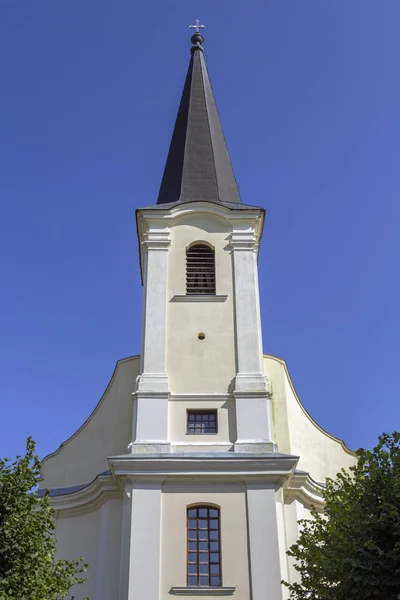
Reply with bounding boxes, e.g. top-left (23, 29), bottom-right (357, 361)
top-left (234, 372), bottom-right (269, 394)
top-left (234, 442), bottom-right (276, 454)
top-left (134, 373), bottom-right (169, 394)
top-left (108, 453), bottom-right (299, 484)
top-left (171, 295), bottom-right (228, 303)
top-left (48, 473), bottom-right (121, 517)
top-left (129, 442), bottom-right (171, 455)
top-left (284, 470), bottom-right (325, 511)
top-left (169, 586), bottom-right (236, 596)
top-left (229, 229), bottom-right (259, 252)
top-left (170, 393), bottom-right (231, 401)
